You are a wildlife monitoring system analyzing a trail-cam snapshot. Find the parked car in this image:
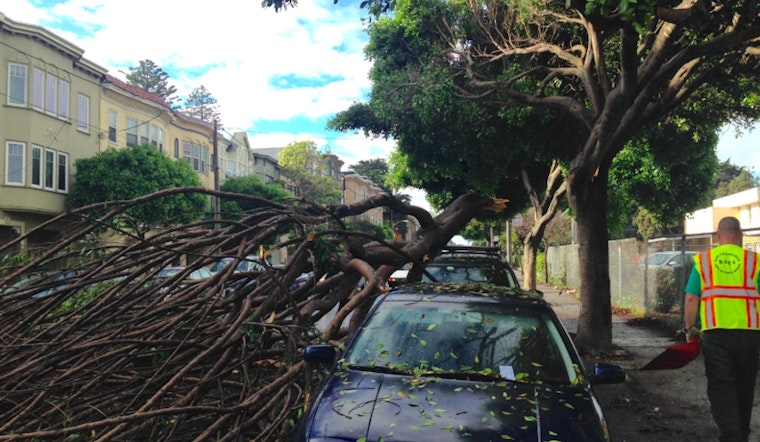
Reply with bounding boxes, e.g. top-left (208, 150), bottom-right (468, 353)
top-left (387, 263), bottom-right (410, 288)
top-left (292, 283), bottom-right (625, 441)
top-left (388, 246), bottom-right (521, 290)
top-left (424, 246), bottom-right (521, 288)
top-left (640, 251), bottom-right (697, 270)
top-left (156, 266), bottom-right (212, 282)
top-left (208, 255), bottom-right (268, 275)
